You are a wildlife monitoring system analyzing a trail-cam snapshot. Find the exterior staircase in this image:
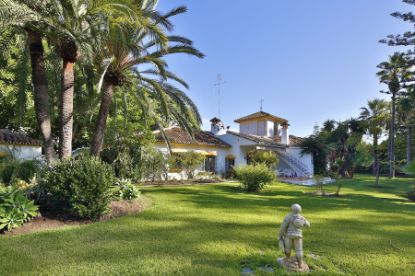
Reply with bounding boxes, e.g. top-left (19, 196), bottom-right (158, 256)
top-left (276, 149), bottom-right (311, 178)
